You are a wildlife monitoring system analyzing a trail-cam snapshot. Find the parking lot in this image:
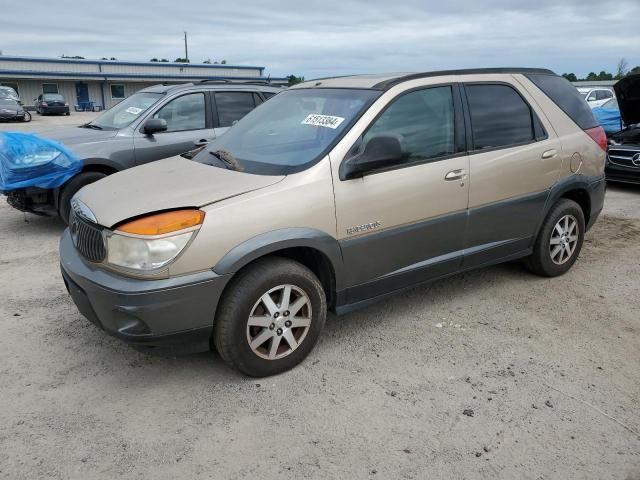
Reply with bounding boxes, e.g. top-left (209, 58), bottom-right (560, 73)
top-left (1, 117), bottom-right (639, 479)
